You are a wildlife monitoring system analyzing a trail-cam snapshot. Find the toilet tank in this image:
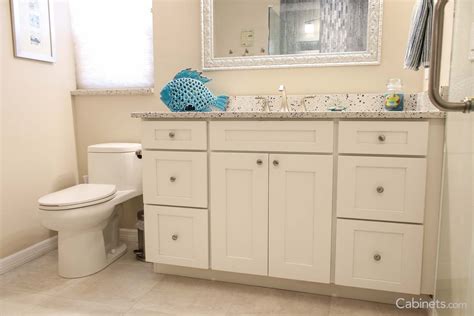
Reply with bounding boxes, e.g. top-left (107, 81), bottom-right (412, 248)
top-left (87, 143), bottom-right (142, 193)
